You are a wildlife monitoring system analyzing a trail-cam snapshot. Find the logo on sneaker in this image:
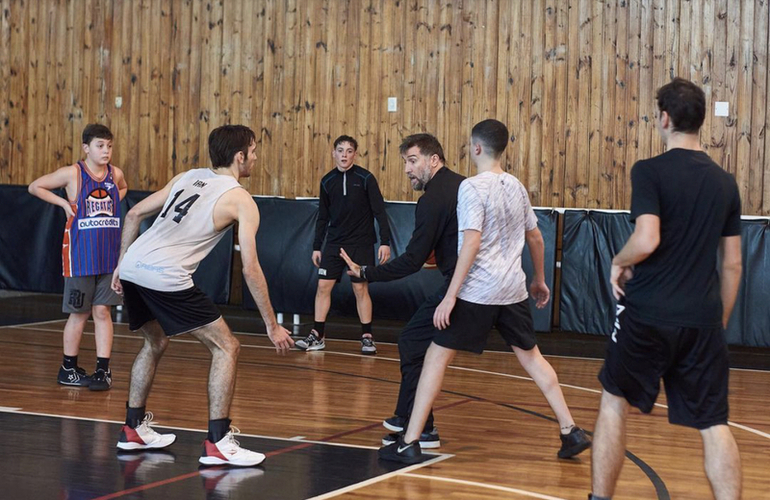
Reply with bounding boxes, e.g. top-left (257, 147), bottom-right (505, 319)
top-left (397, 444), bottom-right (411, 453)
